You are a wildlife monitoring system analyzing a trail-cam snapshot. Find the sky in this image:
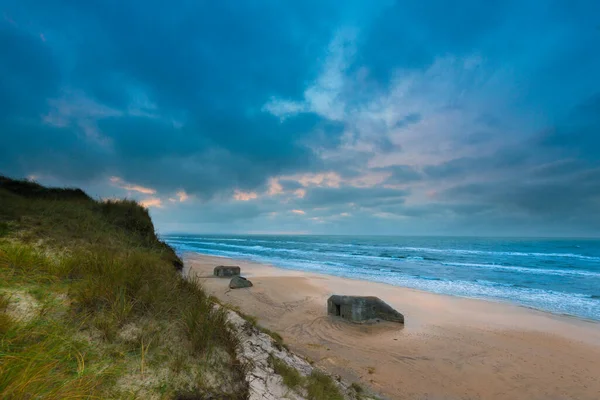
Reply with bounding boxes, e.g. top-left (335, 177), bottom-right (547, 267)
top-left (1, 1), bottom-right (600, 236)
